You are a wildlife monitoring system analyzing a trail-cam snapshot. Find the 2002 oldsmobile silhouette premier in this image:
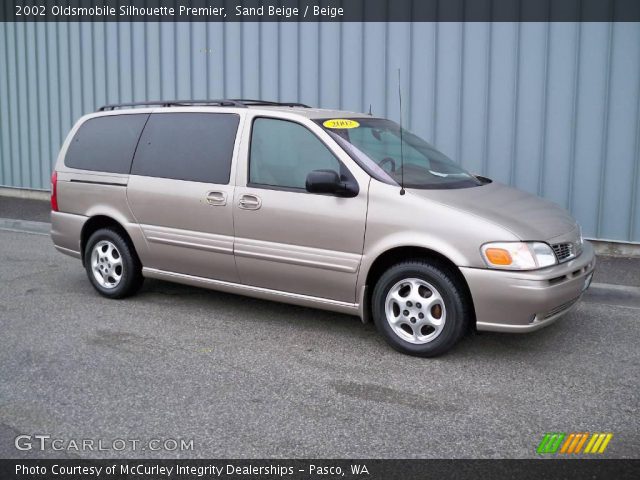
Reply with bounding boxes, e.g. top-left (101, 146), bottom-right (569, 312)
top-left (50, 99), bottom-right (595, 356)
